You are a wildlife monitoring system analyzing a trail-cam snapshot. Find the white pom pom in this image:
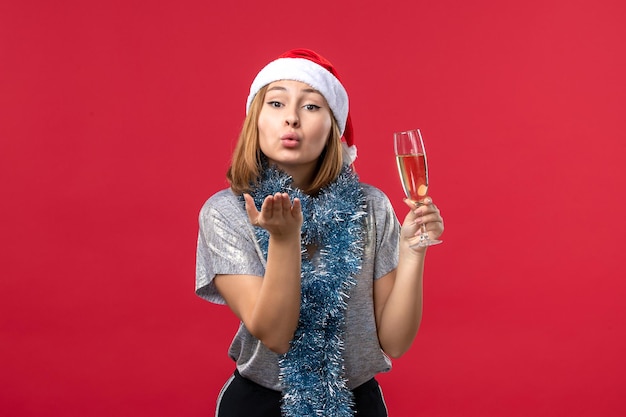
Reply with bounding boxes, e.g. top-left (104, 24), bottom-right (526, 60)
top-left (341, 143), bottom-right (358, 165)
